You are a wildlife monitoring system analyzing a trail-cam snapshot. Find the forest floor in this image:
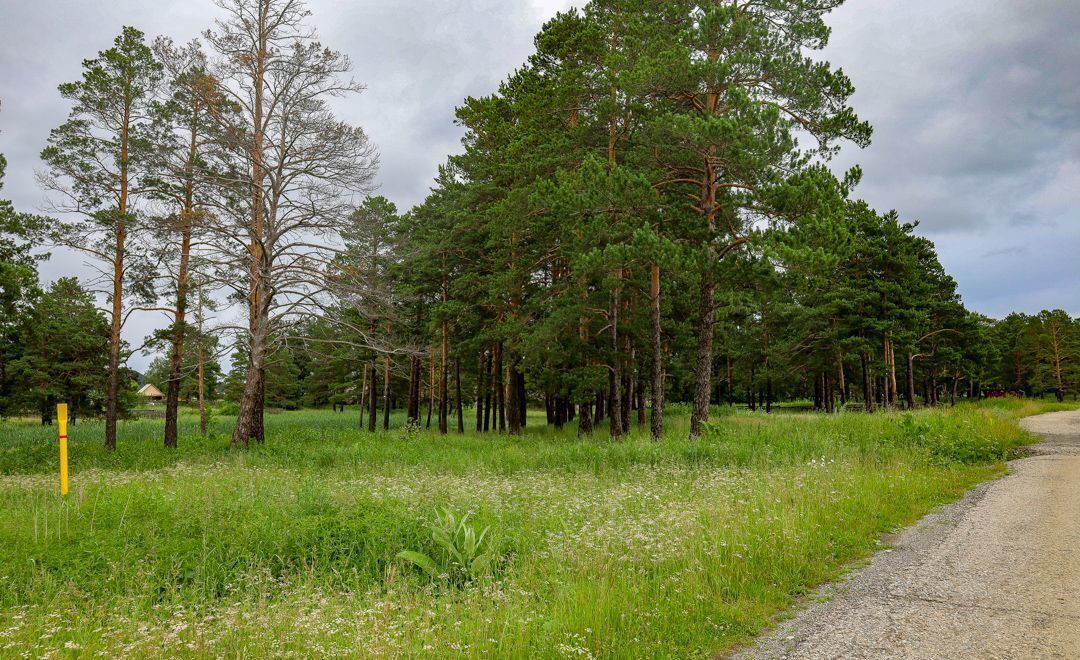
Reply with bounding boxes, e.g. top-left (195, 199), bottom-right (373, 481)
top-left (736, 408), bottom-right (1080, 659)
top-left (0, 400), bottom-right (1076, 658)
